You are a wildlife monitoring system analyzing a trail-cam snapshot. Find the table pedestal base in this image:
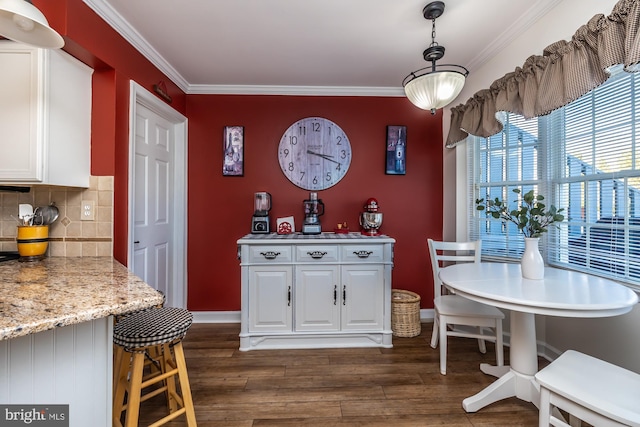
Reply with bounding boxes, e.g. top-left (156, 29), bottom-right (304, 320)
top-left (463, 311), bottom-right (540, 412)
top-left (463, 368), bottom-right (540, 412)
